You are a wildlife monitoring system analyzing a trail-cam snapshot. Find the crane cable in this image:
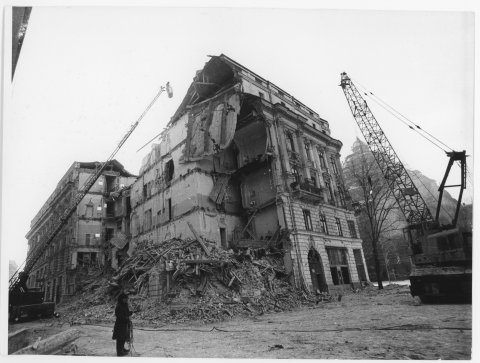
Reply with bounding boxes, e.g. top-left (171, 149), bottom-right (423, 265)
top-left (408, 169), bottom-right (454, 222)
top-left (350, 76), bottom-right (473, 188)
top-left (351, 77), bottom-right (450, 153)
top-left (361, 86), bottom-right (474, 188)
top-left (347, 75), bottom-right (472, 214)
